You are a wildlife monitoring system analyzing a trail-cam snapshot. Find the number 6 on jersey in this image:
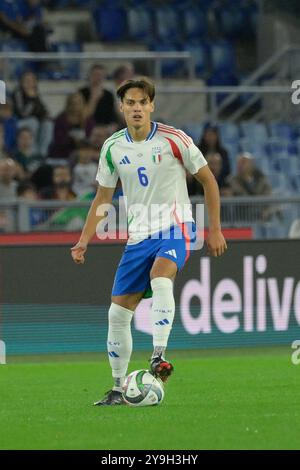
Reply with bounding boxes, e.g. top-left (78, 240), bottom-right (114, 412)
top-left (137, 167), bottom-right (149, 187)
